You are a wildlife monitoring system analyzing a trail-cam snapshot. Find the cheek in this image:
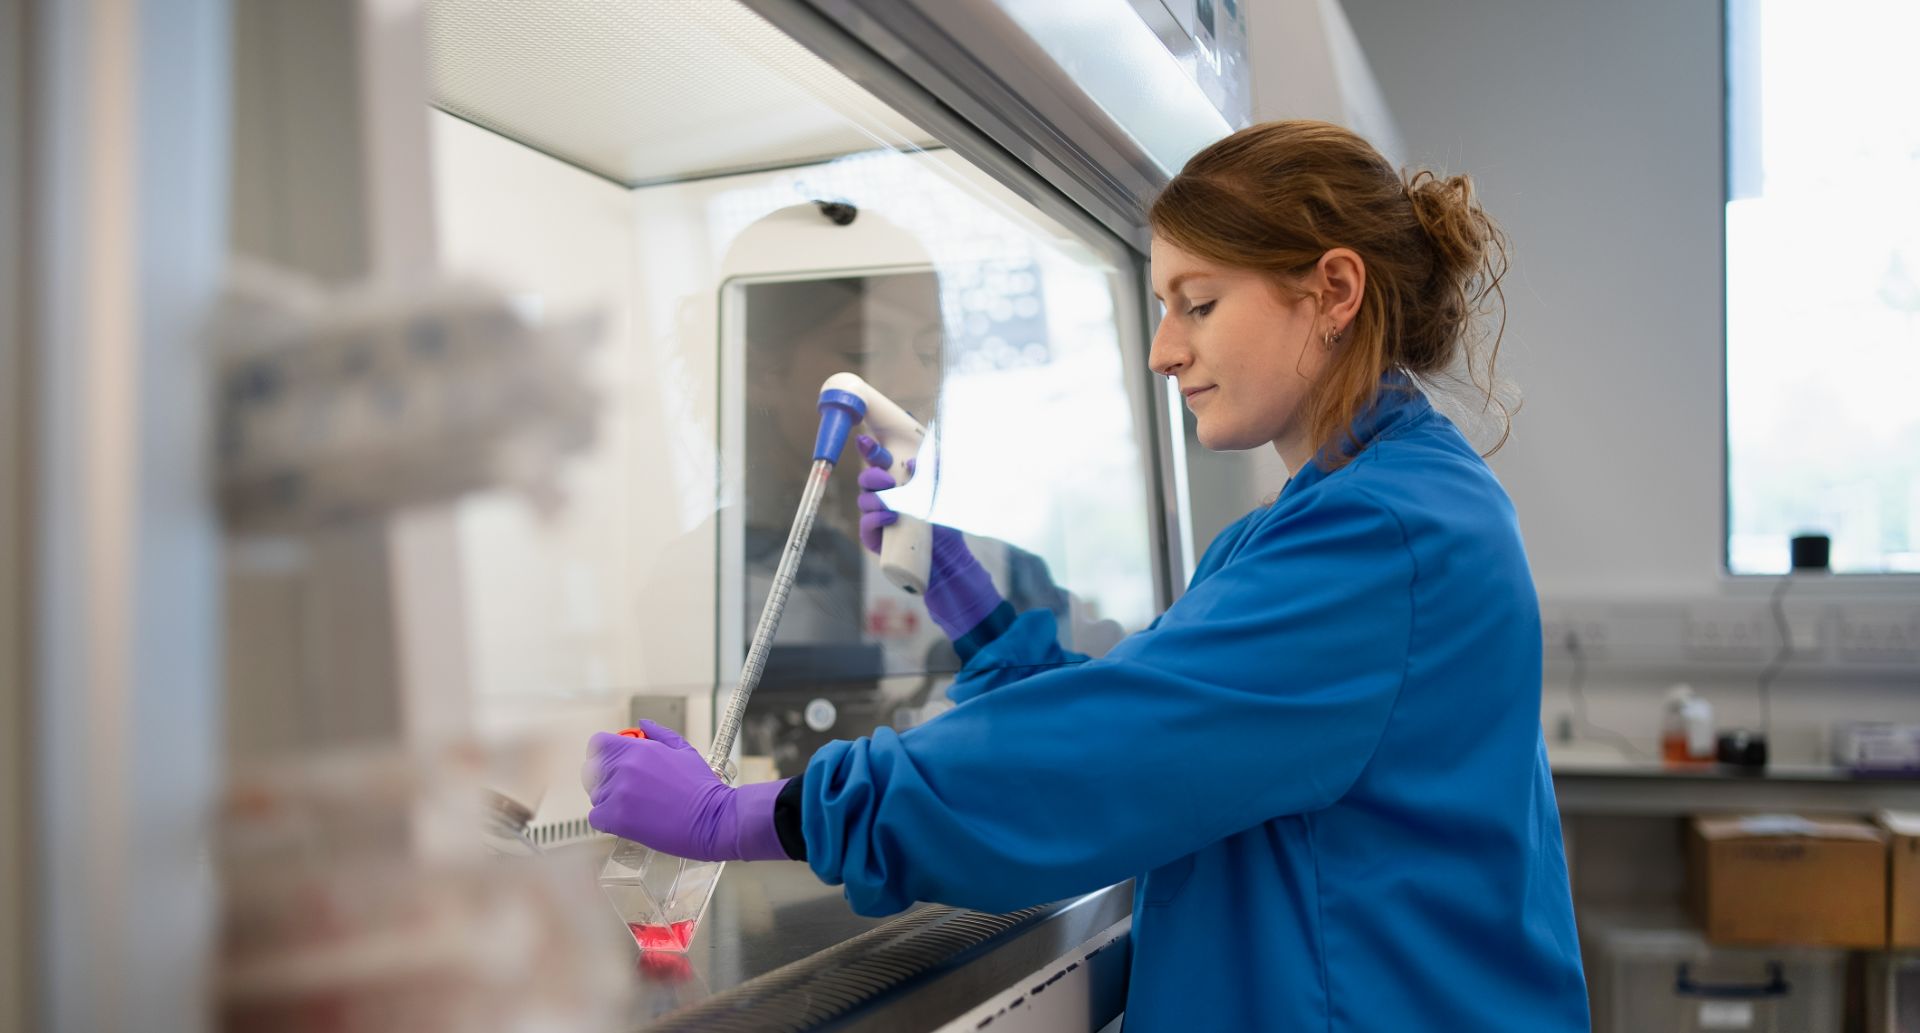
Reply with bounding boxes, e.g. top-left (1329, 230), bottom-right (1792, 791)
top-left (1208, 313), bottom-right (1318, 439)
top-left (1254, 310), bottom-right (1320, 383)
top-left (1214, 311), bottom-right (1299, 387)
